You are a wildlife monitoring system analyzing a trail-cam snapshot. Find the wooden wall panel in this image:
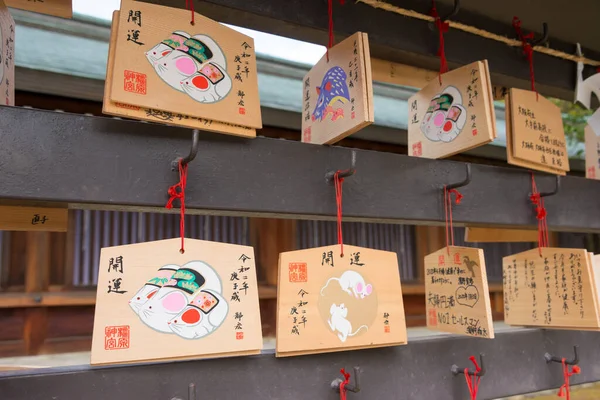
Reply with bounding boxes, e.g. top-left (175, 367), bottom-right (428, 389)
top-left (46, 306), bottom-right (94, 339)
